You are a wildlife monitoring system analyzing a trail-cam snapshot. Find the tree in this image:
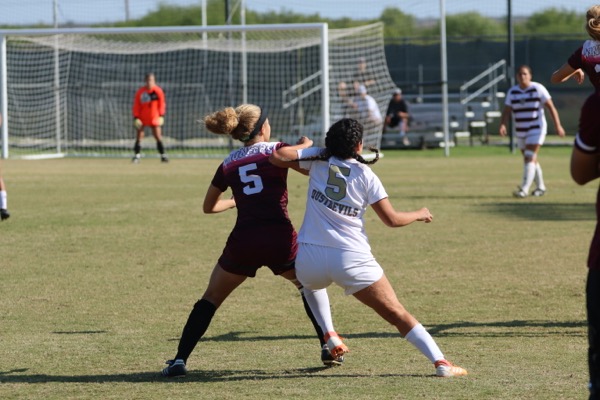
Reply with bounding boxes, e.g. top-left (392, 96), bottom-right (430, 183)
top-left (380, 7), bottom-right (417, 38)
top-left (420, 12), bottom-right (505, 37)
top-left (517, 8), bottom-right (583, 35)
